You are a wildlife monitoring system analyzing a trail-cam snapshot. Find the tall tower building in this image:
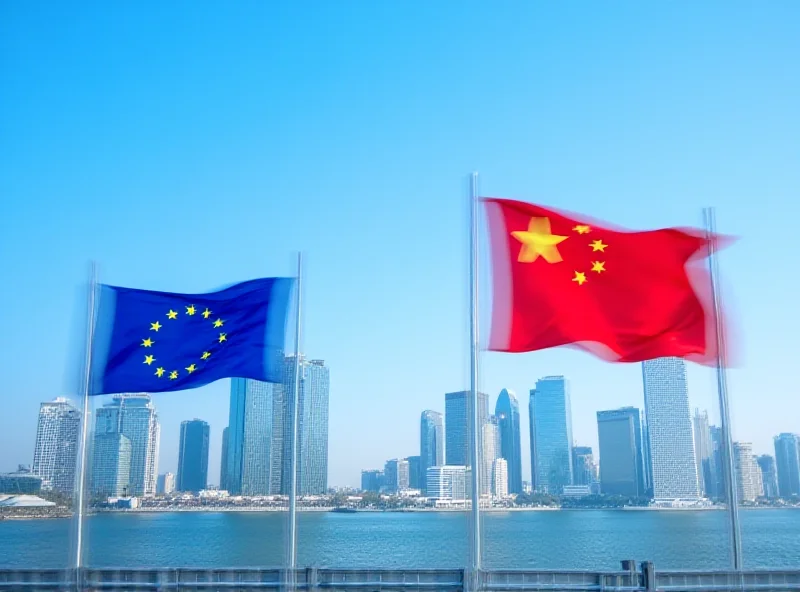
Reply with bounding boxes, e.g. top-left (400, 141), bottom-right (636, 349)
top-left (773, 433), bottom-right (800, 498)
top-left (93, 394), bottom-right (160, 497)
top-left (445, 391), bottom-right (489, 467)
top-left (709, 426), bottom-right (726, 500)
top-left (529, 376), bottom-right (573, 494)
top-left (572, 446), bottom-right (595, 486)
top-left (481, 417), bottom-right (501, 495)
top-left (692, 409), bottom-right (715, 497)
top-left (597, 407), bottom-right (645, 497)
top-left (229, 378), bottom-right (276, 495)
top-left (384, 458), bottom-right (410, 493)
top-left (495, 389), bottom-right (523, 494)
top-left (157, 472), bottom-right (175, 495)
top-left (642, 358), bottom-right (699, 500)
top-left (493, 458), bottom-right (509, 497)
top-left (92, 433), bottom-right (131, 497)
top-left (177, 419), bottom-right (210, 493)
top-left (420, 410), bottom-right (444, 492)
top-left (32, 398), bottom-right (81, 494)
top-left (733, 442), bottom-right (761, 502)
top-left (406, 456), bottom-right (421, 490)
top-left (756, 455), bottom-right (779, 499)
top-left (219, 427), bottom-right (229, 491)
